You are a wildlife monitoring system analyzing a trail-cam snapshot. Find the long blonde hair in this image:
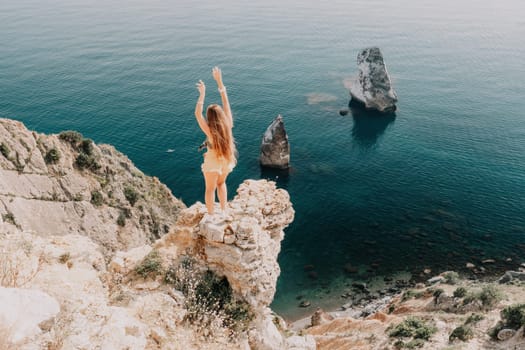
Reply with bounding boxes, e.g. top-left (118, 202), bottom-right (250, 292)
top-left (206, 104), bottom-right (237, 164)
